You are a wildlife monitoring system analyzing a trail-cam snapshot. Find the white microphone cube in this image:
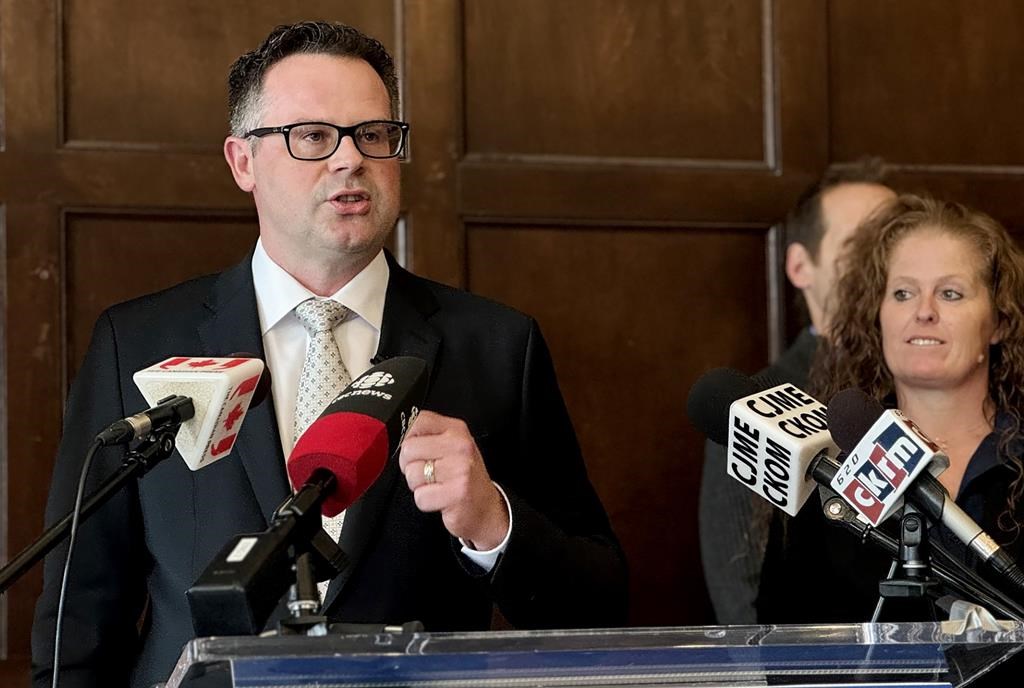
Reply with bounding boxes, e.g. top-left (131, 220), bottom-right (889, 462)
top-left (134, 356), bottom-right (265, 470)
top-left (726, 383), bottom-right (836, 516)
